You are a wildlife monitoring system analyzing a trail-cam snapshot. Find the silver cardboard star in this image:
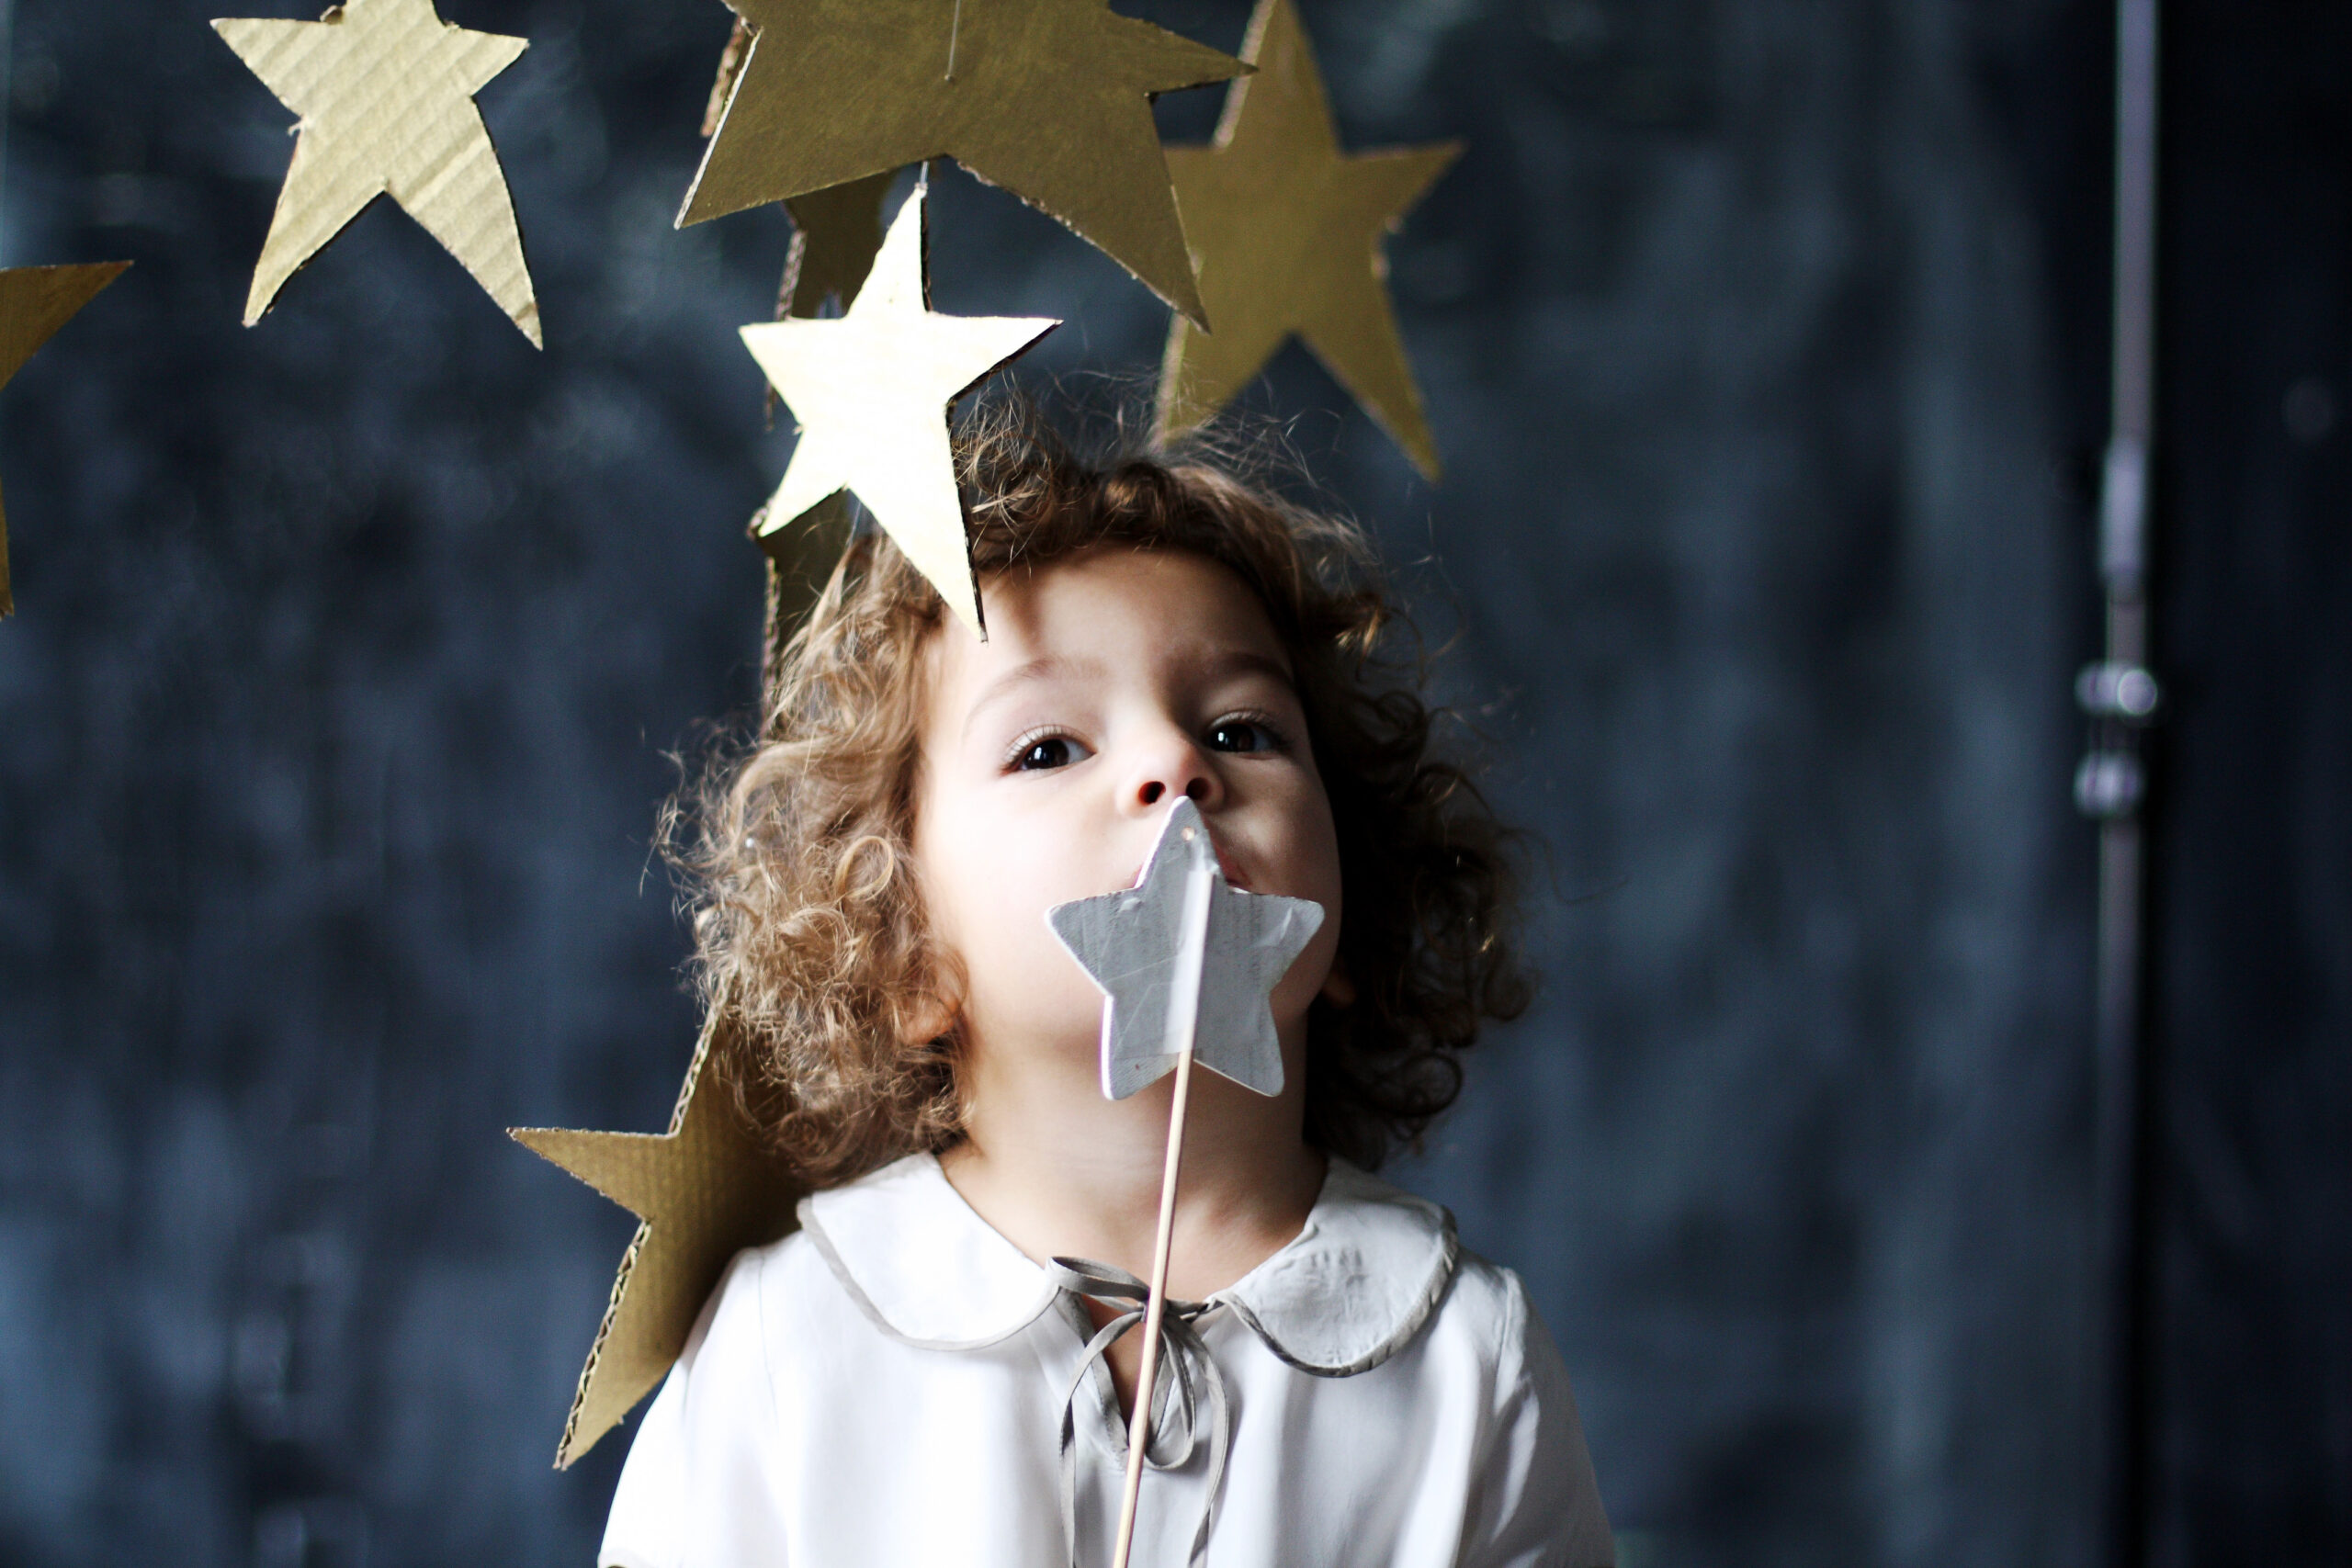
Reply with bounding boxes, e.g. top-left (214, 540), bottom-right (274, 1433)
top-left (1046, 797), bottom-right (1324, 1100)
